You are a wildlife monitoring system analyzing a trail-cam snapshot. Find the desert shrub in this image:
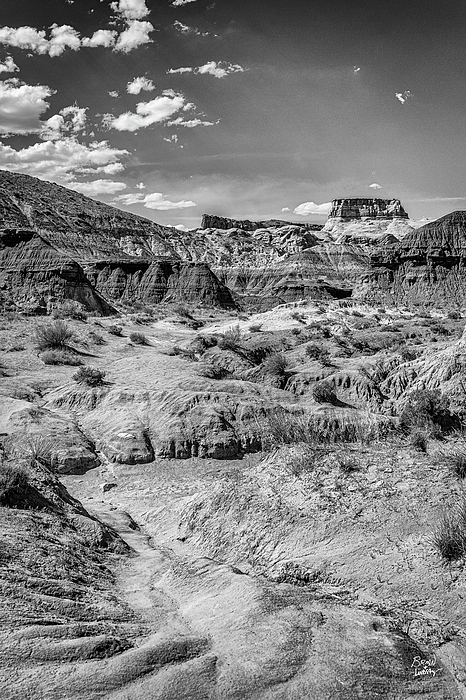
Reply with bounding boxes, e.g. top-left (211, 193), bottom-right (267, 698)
top-left (107, 324), bottom-right (123, 336)
top-left (248, 323), bottom-right (263, 333)
top-left (313, 381), bottom-right (337, 405)
top-left (218, 325), bottom-right (242, 351)
top-left (35, 320), bottom-right (74, 350)
top-left (129, 332), bottom-right (148, 345)
top-left (447, 310), bottom-right (461, 320)
top-left (266, 409), bottom-right (387, 447)
top-left (305, 344), bottom-right (331, 364)
top-left (290, 310), bottom-right (305, 322)
top-left (439, 447), bottom-right (466, 479)
top-left (291, 328), bottom-right (301, 336)
top-left (73, 366), bottom-right (106, 387)
top-left (24, 435), bottom-right (55, 468)
top-left (410, 429), bottom-right (428, 453)
top-left (172, 303), bottom-right (192, 318)
top-left (430, 323), bottom-right (451, 336)
top-left (52, 299), bottom-right (88, 321)
top-left (432, 499), bottom-right (466, 561)
top-left (399, 346), bottom-right (418, 362)
top-left (262, 352), bottom-right (288, 377)
top-left (172, 345), bottom-right (196, 360)
top-left (197, 363), bottom-right (230, 380)
top-left (87, 329), bottom-right (106, 345)
top-left (131, 313), bottom-right (153, 325)
top-left (399, 389), bottom-right (458, 436)
top-left (41, 350), bottom-right (83, 366)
